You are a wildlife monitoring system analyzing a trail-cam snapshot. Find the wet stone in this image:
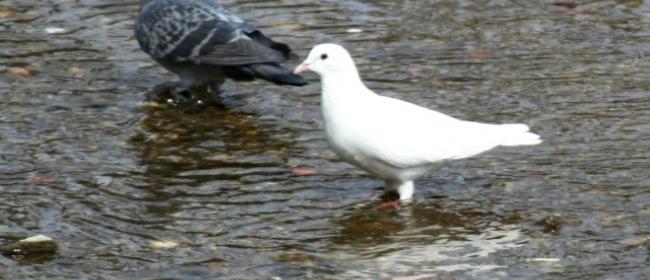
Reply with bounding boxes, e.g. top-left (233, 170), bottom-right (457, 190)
top-left (1, 234), bottom-right (58, 264)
